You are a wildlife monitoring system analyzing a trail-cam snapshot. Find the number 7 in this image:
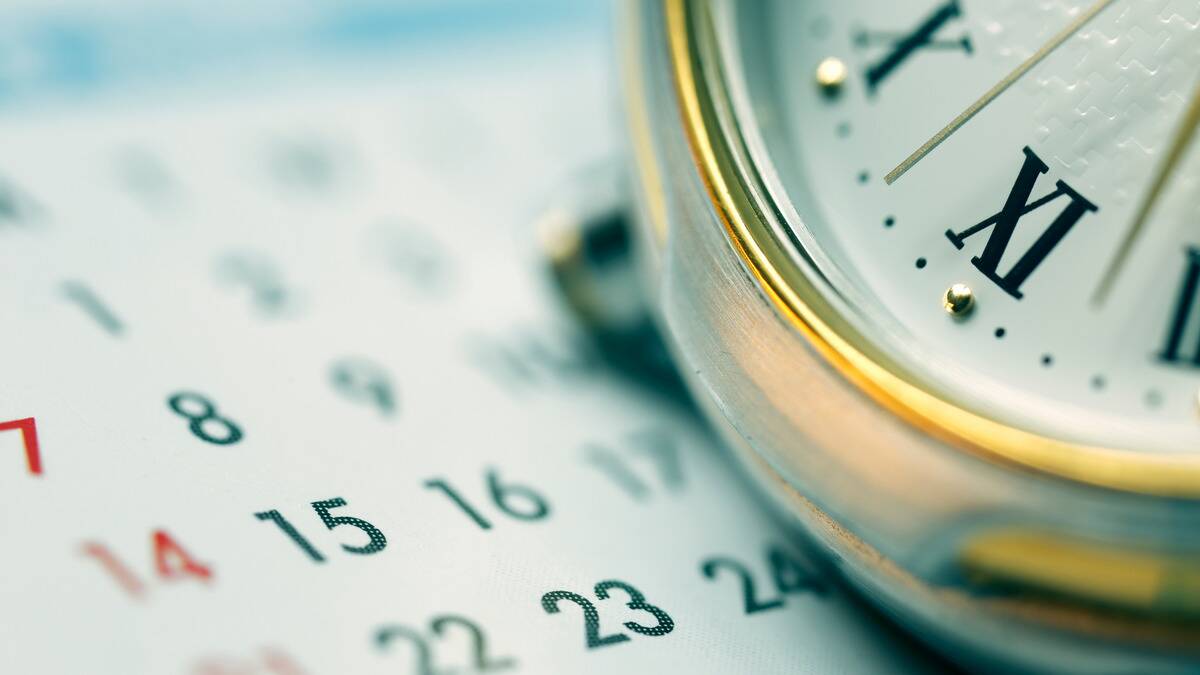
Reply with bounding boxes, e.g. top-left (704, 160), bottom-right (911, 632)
top-left (0, 417), bottom-right (42, 476)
